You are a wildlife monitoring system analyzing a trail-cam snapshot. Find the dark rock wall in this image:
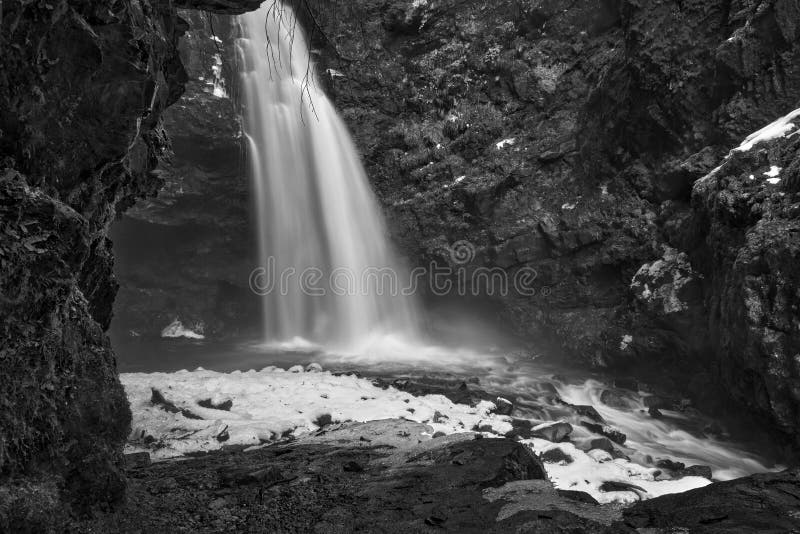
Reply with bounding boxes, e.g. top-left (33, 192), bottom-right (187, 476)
top-left (0, 0), bottom-right (261, 527)
top-left (308, 0), bottom-right (800, 442)
top-left (112, 11), bottom-right (259, 342)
